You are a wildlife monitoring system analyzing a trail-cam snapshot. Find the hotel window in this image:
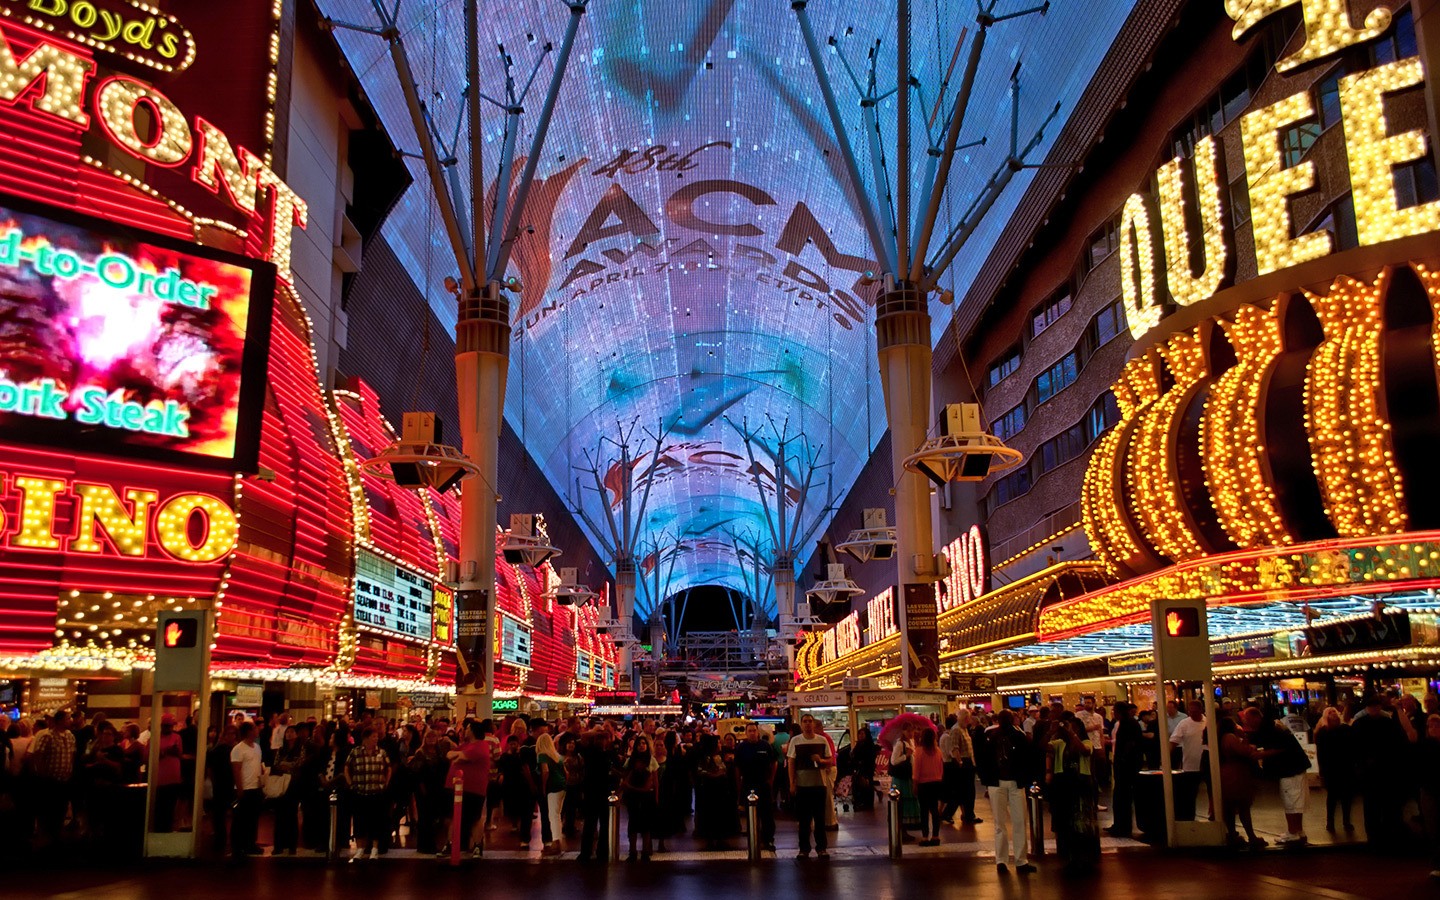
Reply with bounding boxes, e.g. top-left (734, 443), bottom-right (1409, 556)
top-left (1316, 66), bottom-right (1344, 129)
top-left (1230, 176), bottom-right (1251, 228)
top-left (989, 466), bottom-right (1033, 509)
top-left (1087, 300), bottom-right (1128, 351)
top-left (1084, 392), bottom-right (1120, 442)
top-left (1035, 351), bottom-right (1080, 404)
top-left (988, 347), bottom-right (1021, 389)
top-left (1371, 7), bottom-right (1416, 66)
top-left (1031, 288), bottom-right (1073, 338)
top-left (1039, 423), bottom-right (1087, 474)
top-left (1086, 217), bottom-right (1120, 270)
top-left (1171, 39), bottom-right (1280, 159)
top-left (1304, 194), bottom-right (1358, 251)
top-left (1394, 158), bottom-right (1440, 210)
top-left (1281, 119), bottom-right (1321, 167)
top-left (992, 403), bottom-right (1027, 442)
